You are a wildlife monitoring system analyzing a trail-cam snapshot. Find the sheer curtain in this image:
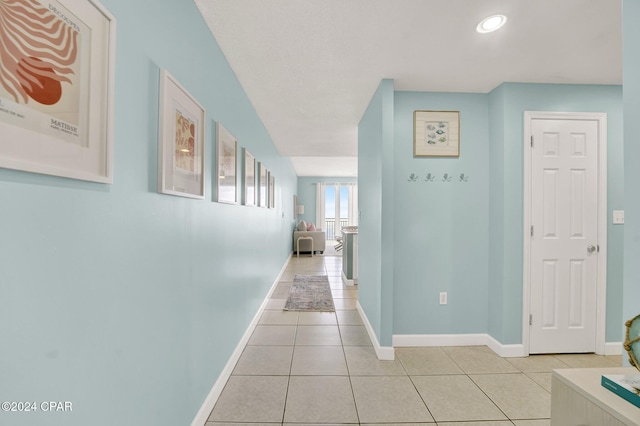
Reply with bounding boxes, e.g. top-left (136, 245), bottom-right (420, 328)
top-left (348, 184), bottom-right (358, 226)
top-left (316, 182), bottom-right (325, 231)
